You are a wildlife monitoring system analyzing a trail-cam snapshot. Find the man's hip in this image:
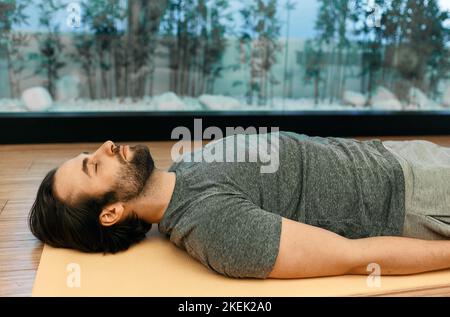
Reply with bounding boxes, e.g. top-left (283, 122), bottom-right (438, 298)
top-left (383, 140), bottom-right (450, 240)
